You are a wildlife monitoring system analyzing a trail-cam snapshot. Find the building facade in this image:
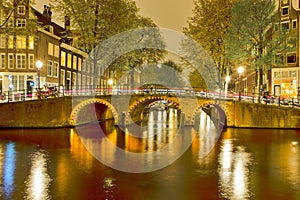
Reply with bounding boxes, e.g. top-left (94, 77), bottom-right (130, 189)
top-left (272, 0), bottom-right (300, 99)
top-left (0, 0), bottom-right (88, 99)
